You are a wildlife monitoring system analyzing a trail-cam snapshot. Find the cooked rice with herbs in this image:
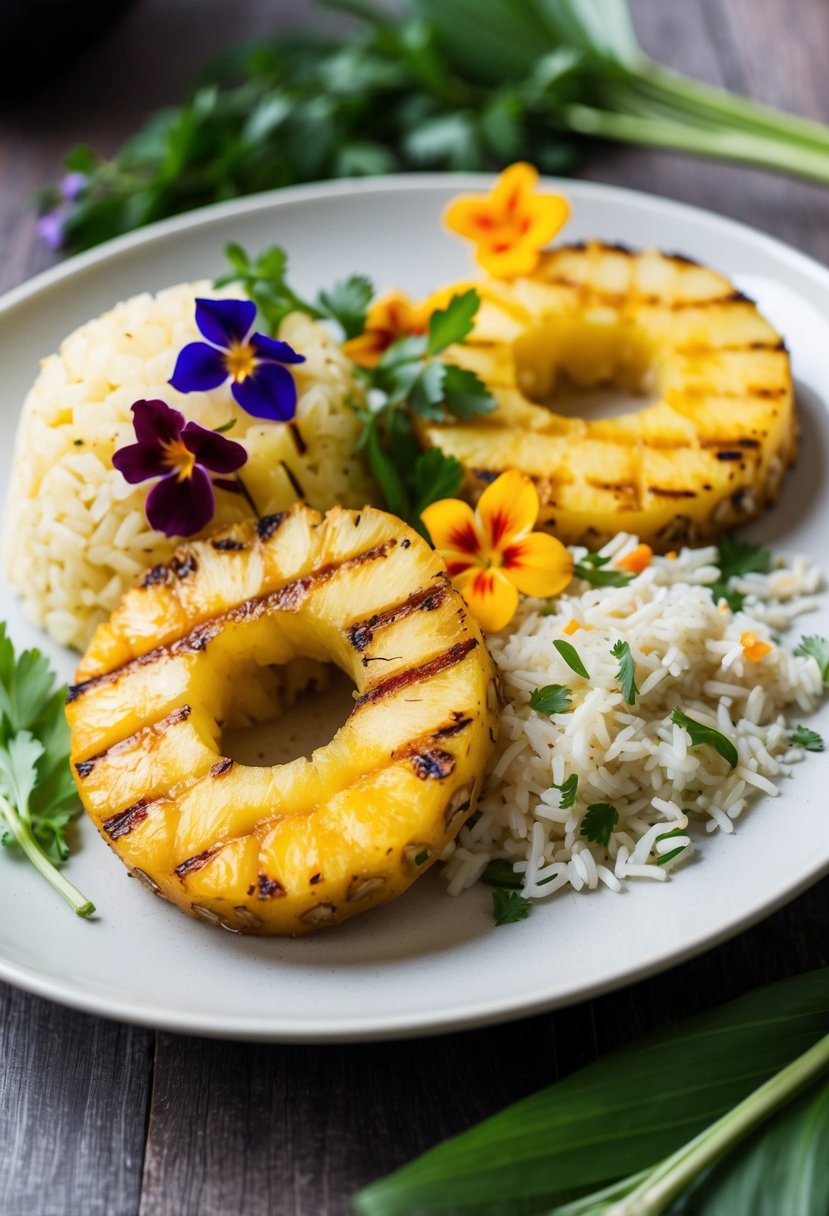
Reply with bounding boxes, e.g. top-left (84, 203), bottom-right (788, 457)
top-left (4, 284), bottom-right (374, 649)
top-left (441, 534), bottom-right (825, 900)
